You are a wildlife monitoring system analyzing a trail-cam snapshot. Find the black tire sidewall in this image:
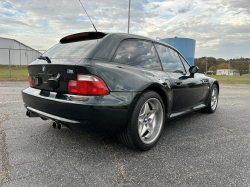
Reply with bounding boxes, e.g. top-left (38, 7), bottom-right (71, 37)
top-left (129, 91), bottom-right (165, 151)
